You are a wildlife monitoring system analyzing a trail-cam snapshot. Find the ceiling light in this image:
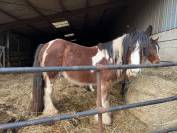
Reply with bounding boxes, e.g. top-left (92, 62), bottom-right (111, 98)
top-left (71, 39), bottom-right (77, 42)
top-left (52, 20), bottom-right (69, 28)
top-left (64, 33), bottom-right (75, 37)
